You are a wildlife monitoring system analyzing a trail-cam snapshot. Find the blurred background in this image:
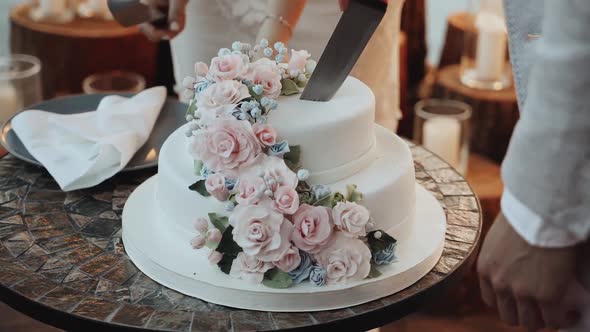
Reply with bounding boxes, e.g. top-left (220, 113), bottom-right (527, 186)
top-left (0, 0), bottom-right (530, 331)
